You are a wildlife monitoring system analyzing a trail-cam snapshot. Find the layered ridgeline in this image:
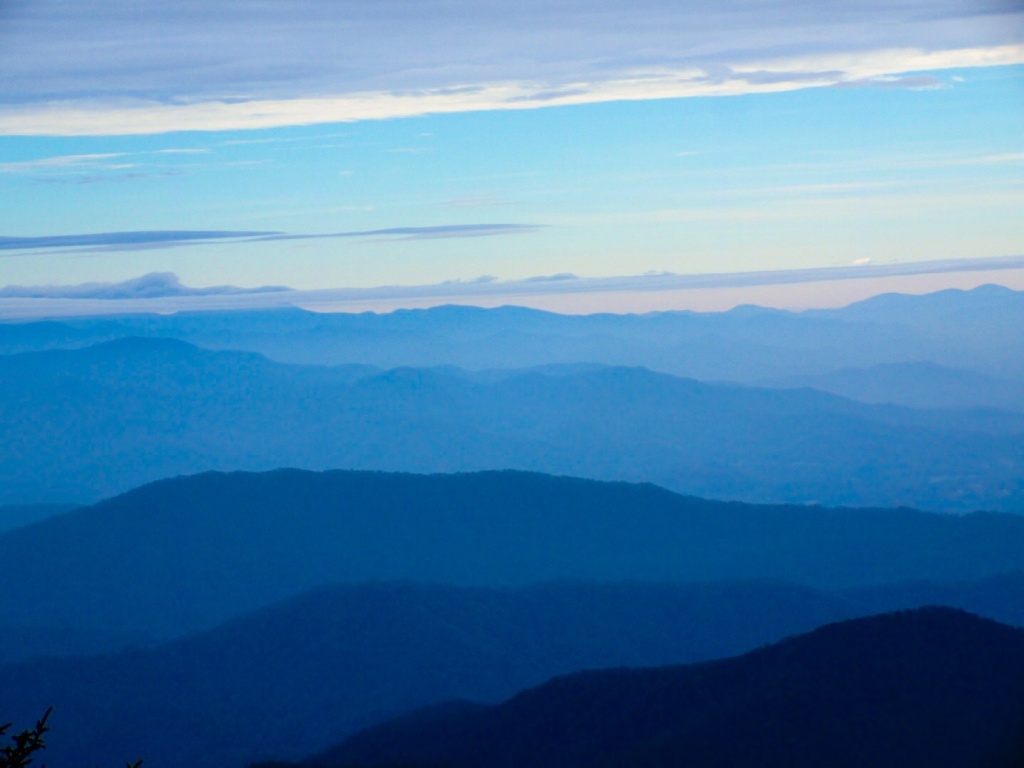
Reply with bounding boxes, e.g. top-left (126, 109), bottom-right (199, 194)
top-left (0, 581), bottom-right (857, 768)
top-left (7, 469), bottom-right (1024, 654)
top-left (6, 578), bottom-right (1024, 767)
top-left (2, 338), bottom-right (1023, 509)
top-left (8, 471), bottom-right (1024, 766)
top-left (292, 608), bottom-right (1024, 768)
top-left (762, 360), bottom-right (1024, 412)
top-left (0, 503), bottom-right (76, 534)
top-left (1, 285), bottom-right (1021, 403)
